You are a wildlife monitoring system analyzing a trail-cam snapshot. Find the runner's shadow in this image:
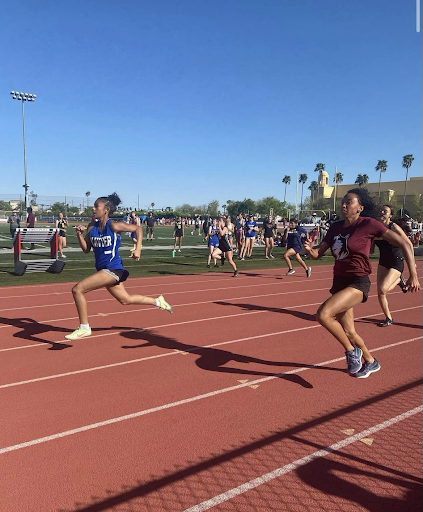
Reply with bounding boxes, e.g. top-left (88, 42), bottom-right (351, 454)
top-left (214, 301), bottom-right (317, 322)
top-left (357, 318), bottom-right (423, 330)
top-left (0, 317), bottom-right (132, 351)
top-left (121, 330), bottom-right (343, 387)
top-left (241, 272), bottom-right (284, 280)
